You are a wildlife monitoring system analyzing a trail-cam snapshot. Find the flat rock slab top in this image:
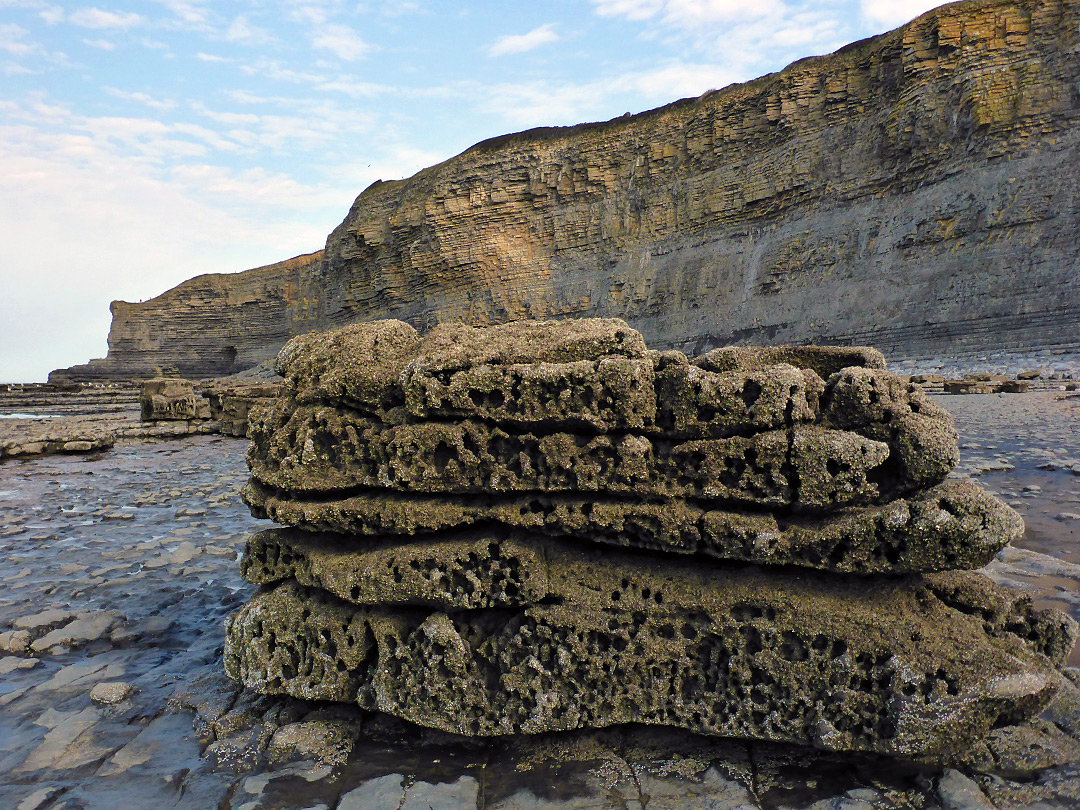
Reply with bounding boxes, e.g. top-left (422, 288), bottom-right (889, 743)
top-left (242, 479), bottom-right (1021, 574)
top-left (224, 575), bottom-right (1062, 762)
